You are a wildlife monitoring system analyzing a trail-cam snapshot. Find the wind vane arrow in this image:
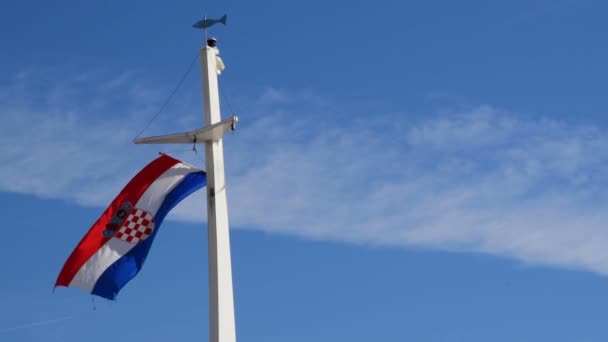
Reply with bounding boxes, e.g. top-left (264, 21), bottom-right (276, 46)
top-left (193, 14), bottom-right (227, 29)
